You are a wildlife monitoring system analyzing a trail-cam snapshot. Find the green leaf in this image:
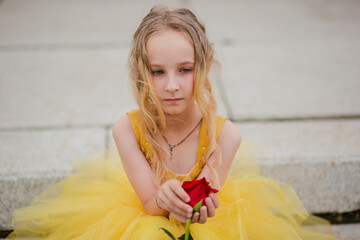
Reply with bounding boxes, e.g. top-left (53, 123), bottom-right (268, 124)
top-left (178, 233), bottom-right (194, 240)
top-left (193, 199), bottom-right (203, 212)
top-left (159, 228), bottom-right (176, 240)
